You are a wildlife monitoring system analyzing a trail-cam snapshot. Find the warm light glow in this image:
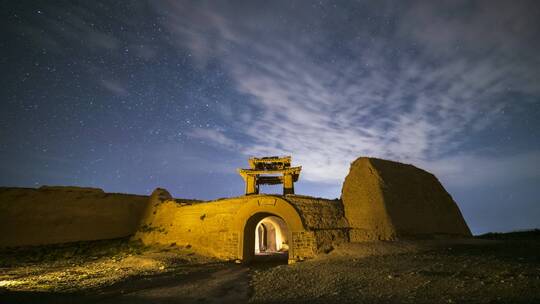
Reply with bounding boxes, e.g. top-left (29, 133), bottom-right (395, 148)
top-left (254, 216), bottom-right (289, 254)
top-left (0, 279), bottom-right (23, 287)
